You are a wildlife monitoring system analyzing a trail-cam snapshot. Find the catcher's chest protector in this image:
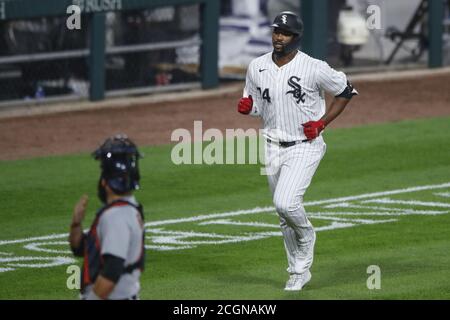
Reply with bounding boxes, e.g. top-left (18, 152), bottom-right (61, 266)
top-left (80, 200), bottom-right (145, 293)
